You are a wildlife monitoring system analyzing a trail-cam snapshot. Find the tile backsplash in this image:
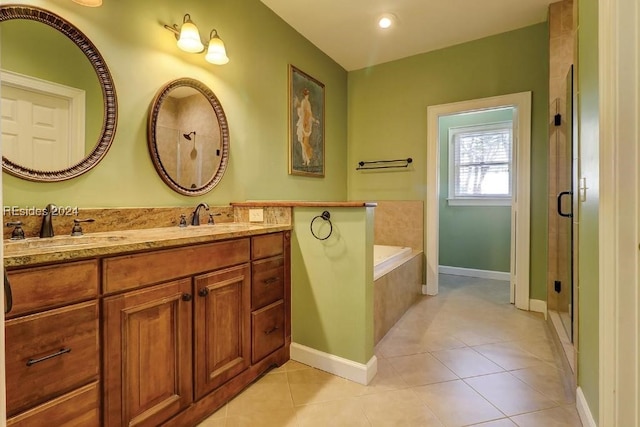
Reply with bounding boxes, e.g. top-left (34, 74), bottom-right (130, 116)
top-left (2, 206), bottom-right (234, 239)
